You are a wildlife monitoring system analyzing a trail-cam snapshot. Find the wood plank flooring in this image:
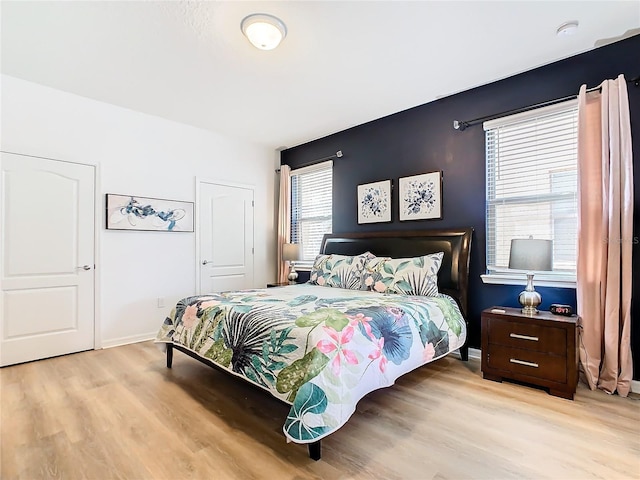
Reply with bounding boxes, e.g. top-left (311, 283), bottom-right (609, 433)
top-left (1, 341), bottom-right (639, 479)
